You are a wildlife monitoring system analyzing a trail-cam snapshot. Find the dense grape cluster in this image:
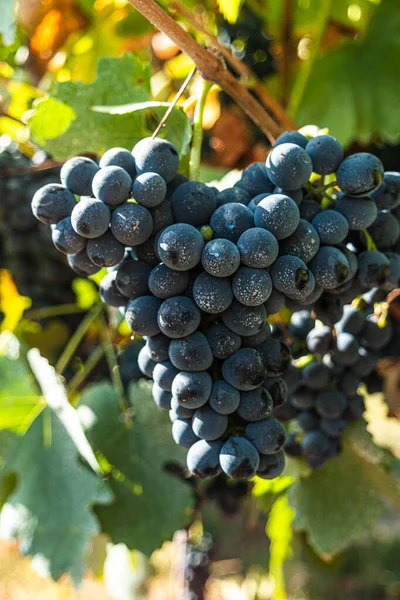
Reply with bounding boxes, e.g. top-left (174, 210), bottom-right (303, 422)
top-left (0, 143), bottom-right (75, 306)
top-left (31, 127), bottom-right (400, 479)
top-left (274, 289), bottom-right (399, 467)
